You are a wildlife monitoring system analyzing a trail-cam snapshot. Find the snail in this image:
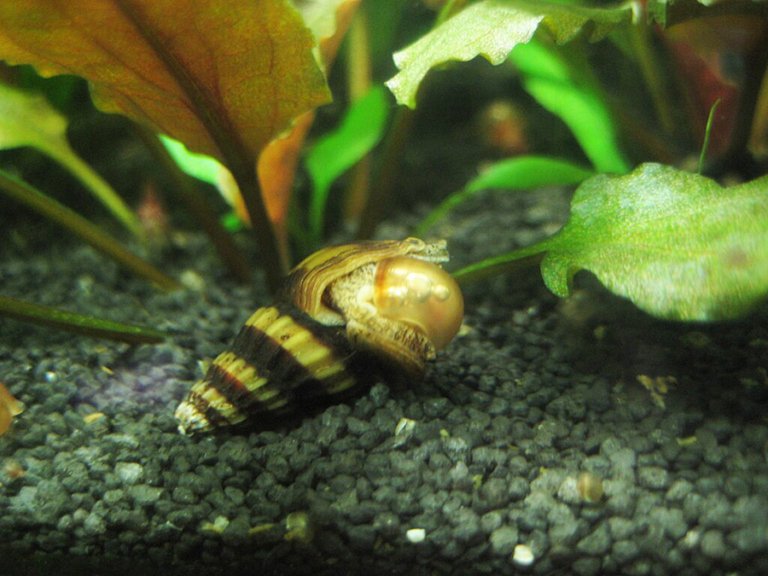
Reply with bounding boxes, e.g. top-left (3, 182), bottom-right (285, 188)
top-left (175, 237), bottom-right (464, 435)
